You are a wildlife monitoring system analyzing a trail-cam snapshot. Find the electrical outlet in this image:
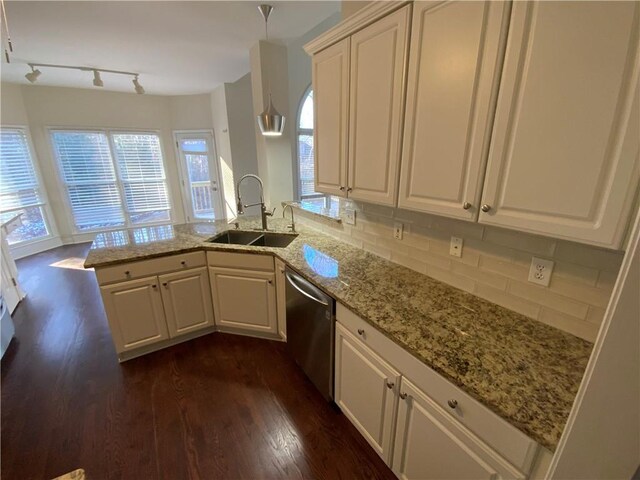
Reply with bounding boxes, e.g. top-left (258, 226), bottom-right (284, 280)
top-left (528, 257), bottom-right (554, 287)
top-left (449, 237), bottom-right (463, 258)
top-left (394, 222), bottom-right (404, 240)
top-left (343, 209), bottom-right (356, 225)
